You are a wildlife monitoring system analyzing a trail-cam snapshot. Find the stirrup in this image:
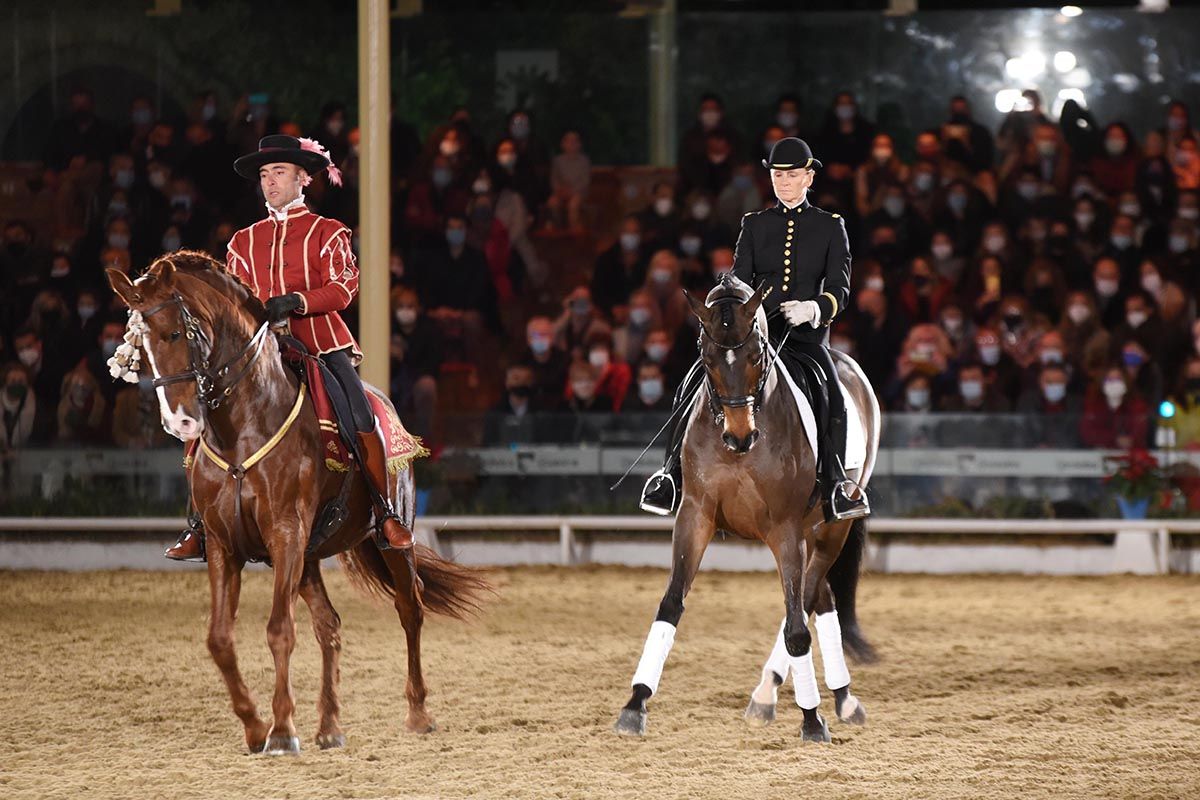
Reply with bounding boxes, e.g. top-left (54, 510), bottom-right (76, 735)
top-left (639, 468), bottom-right (678, 516)
top-left (165, 523), bottom-right (207, 562)
top-left (825, 479), bottom-right (870, 523)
